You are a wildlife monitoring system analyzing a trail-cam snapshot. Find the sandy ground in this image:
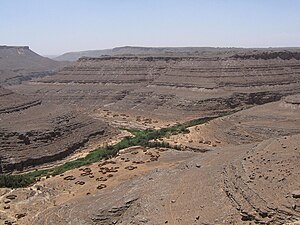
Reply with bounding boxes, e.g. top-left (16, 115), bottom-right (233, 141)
top-left (1, 134), bottom-right (299, 225)
top-left (0, 147), bottom-right (194, 225)
top-left (92, 108), bottom-right (179, 130)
